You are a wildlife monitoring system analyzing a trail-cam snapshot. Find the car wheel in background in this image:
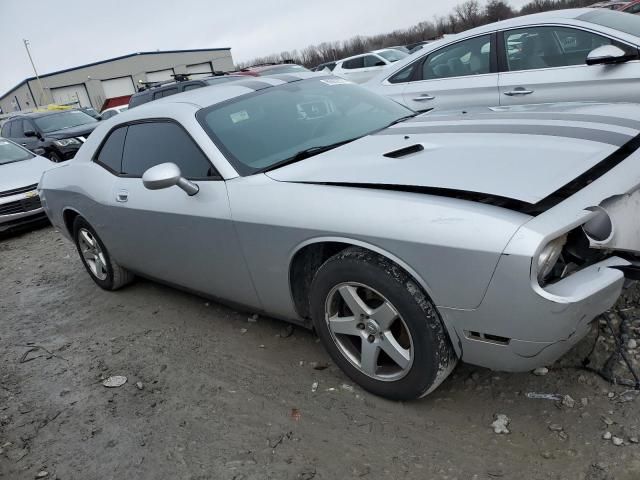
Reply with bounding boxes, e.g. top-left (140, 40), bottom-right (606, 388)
top-left (310, 247), bottom-right (457, 400)
top-left (47, 151), bottom-right (63, 162)
top-left (72, 216), bottom-right (134, 290)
